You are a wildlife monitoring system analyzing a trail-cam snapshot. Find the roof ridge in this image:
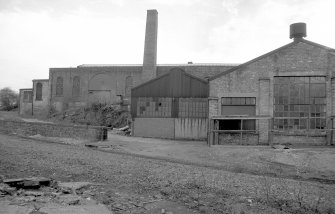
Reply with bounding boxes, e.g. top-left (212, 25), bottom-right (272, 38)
top-left (209, 39), bottom-right (335, 81)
